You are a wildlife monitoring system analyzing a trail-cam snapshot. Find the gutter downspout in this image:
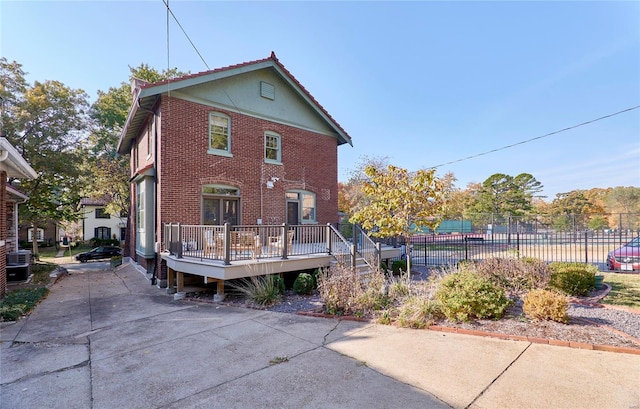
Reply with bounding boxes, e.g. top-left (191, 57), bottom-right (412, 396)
top-left (152, 111), bottom-right (159, 286)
